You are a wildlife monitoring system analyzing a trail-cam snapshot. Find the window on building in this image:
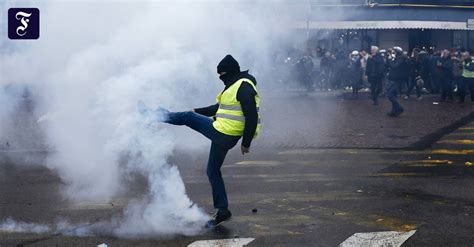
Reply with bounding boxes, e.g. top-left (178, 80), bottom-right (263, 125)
top-left (453, 31), bottom-right (467, 50)
top-left (469, 31), bottom-right (474, 52)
